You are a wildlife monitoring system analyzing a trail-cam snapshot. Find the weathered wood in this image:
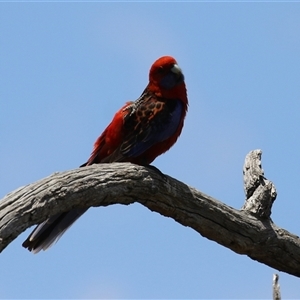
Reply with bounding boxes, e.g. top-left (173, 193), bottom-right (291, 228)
top-left (242, 150), bottom-right (277, 218)
top-left (0, 162), bottom-right (300, 277)
top-left (273, 274), bottom-right (281, 300)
